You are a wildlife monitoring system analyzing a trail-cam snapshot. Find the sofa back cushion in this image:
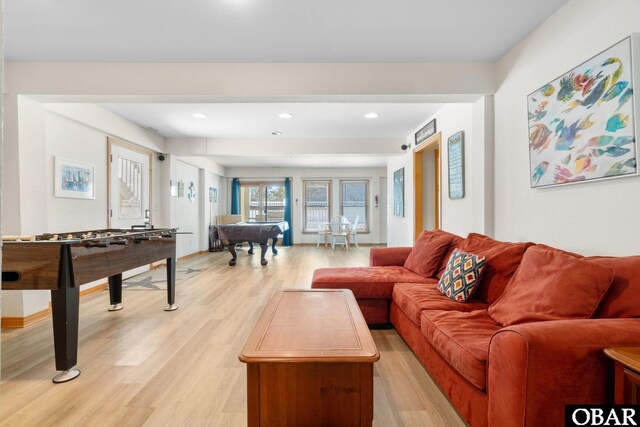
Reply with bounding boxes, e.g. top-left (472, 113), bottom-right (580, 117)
top-left (488, 246), bottom-right (614, 326)
top-left (403, 230), bottom-right (453, 277)
top-left (589, 255), bottom-right (640, 318)
top-left (435, 230), bottom-right (466, 278)
top-left (459, 233), bottom-right (528, 304)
